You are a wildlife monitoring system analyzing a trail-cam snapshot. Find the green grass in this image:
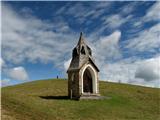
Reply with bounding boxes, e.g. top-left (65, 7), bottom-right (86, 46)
top-left (1, 79), bottom-right (160, 120)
